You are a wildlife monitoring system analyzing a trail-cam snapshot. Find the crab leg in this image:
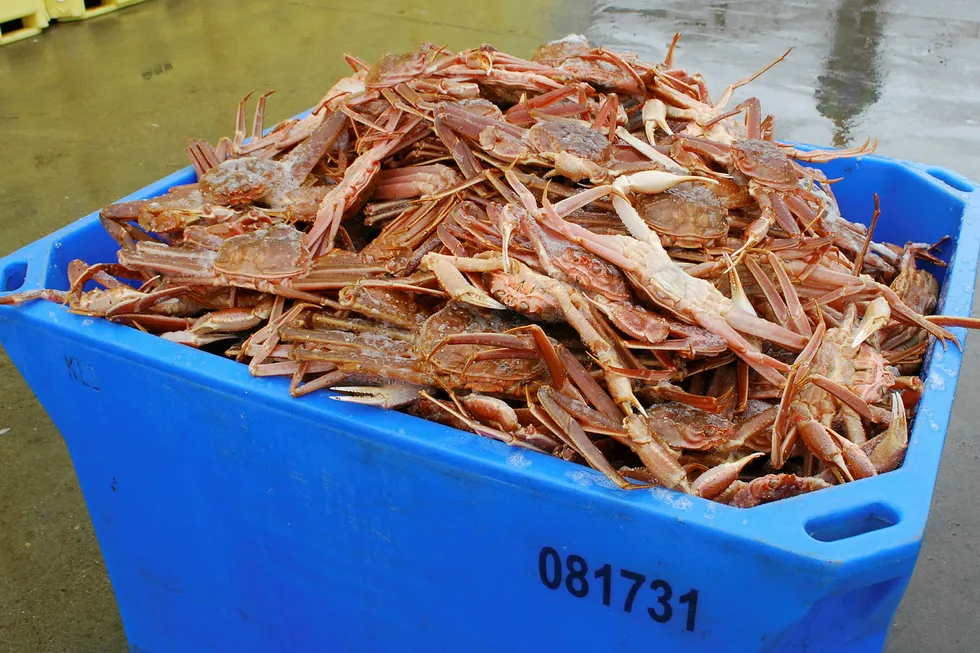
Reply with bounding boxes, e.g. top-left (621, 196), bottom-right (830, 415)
top-left (807, 374), bottom-right (890, 425)
top-left (306, 116), bottom-right (424, 254)
top-left (766, 251), bottom-right (812, 337)
top-left (536, 387), bottom-right (641, 490)
top-left (773, 321), bottom-right (826, 468)
top-left (330, 383), bottom-right (426, 409)
top-left (421, 391), bottom-right (548, 453)
top-left (745, 255), bottom-right (791, 328)
top-left (251, 90), bottom-right (277, 140)
top-left (233, 90), bottom-right (255, 152)
top-left (642, 99), bottom-right (673, 141)
top-left (558, 346), bottom-right (621, 422)
top-left (423, 254), bottom-right (508, 310)
top-left (795, 262), bottom-right (959, 347)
